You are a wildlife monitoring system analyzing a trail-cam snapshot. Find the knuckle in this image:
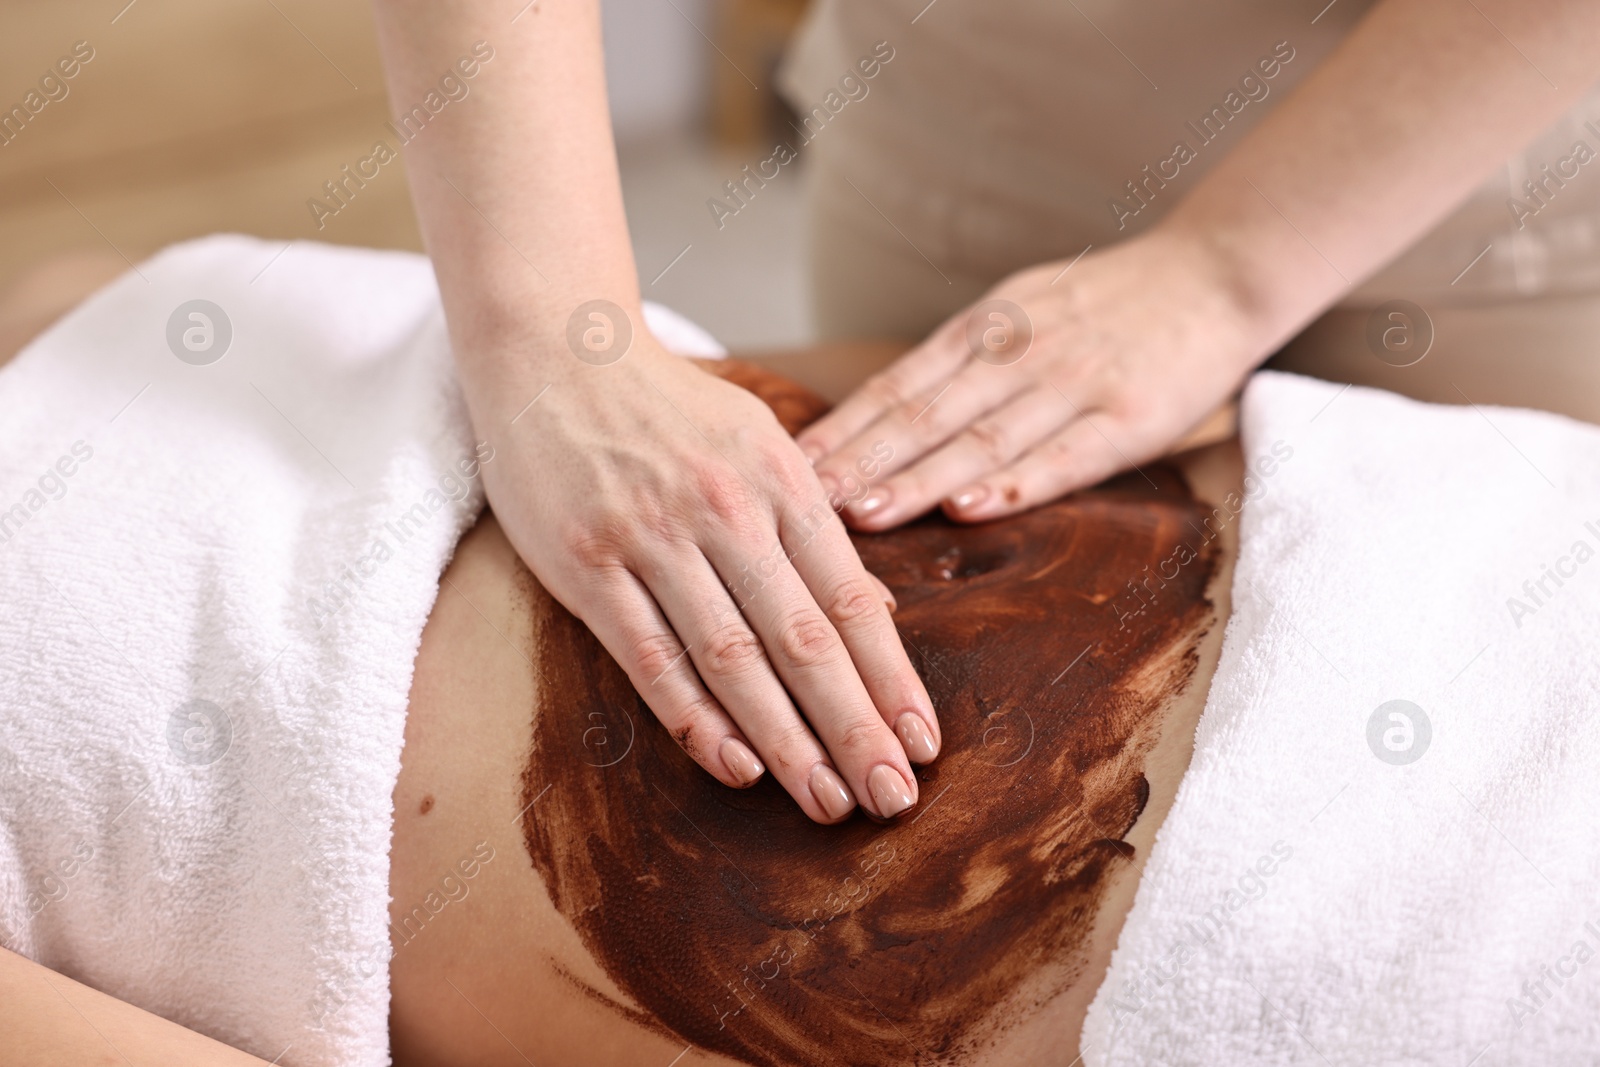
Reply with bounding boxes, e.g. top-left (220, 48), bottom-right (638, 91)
top-left (693, 467), bottom-right (759, 528)
top-left (966, 420), bottom-right (1013, 465)
top-left (829, 717), bottom-right (887, 761)
top-left (701, 622), bottom-right (766, 676)
top-left (823, 579), bottom-right (881, 628)
top-left (628, 629), bottom-right (687, 680)
top-left (765, 450), bottom-right (814, 499)
top-left (775, 611), bottom-right (839, 670)
top-left (863, 373), bottom-right (909, 411)
top-left (562, 520), bottom-right (627, 569)
top-left (768, 722), bottom-right (821, 765)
